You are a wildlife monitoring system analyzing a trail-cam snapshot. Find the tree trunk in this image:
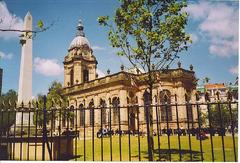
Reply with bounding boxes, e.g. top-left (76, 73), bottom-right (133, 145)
top-left (145, 81), bottom-right (154, 161)
top-left (149, 84), bottom-right (154, 160)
